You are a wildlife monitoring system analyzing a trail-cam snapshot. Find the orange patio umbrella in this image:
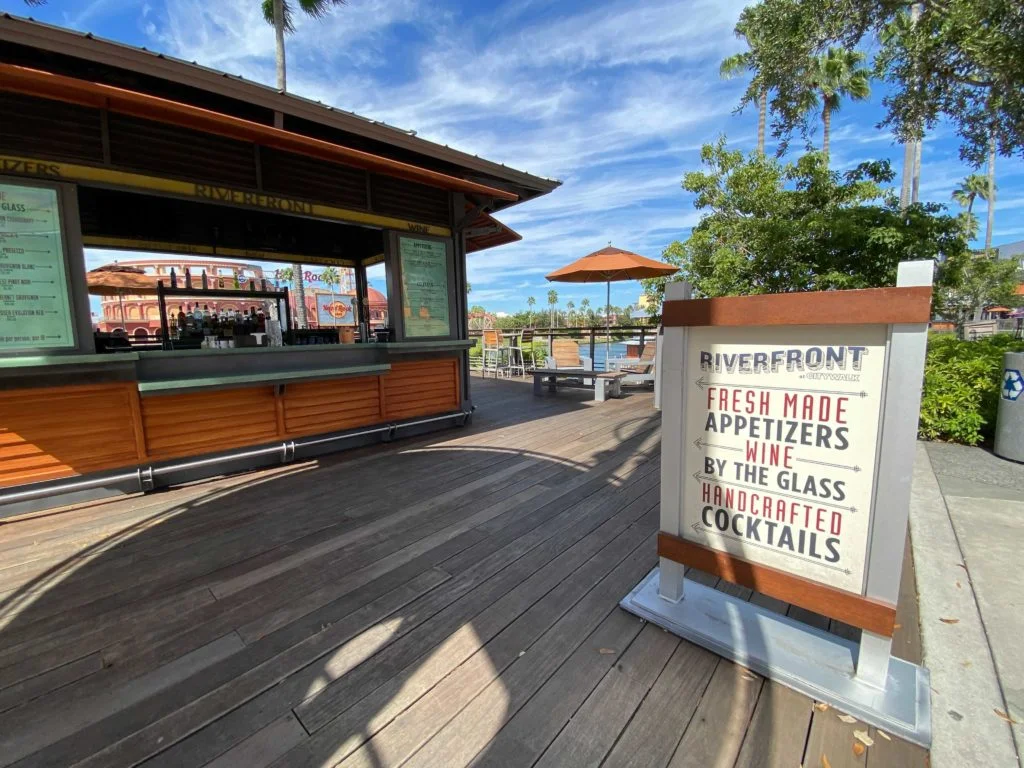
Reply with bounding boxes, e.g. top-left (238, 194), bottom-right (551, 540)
top-left (86, 265), bottom-right (161, 330)
top-left (546, 244), bottom-right (678, 363)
